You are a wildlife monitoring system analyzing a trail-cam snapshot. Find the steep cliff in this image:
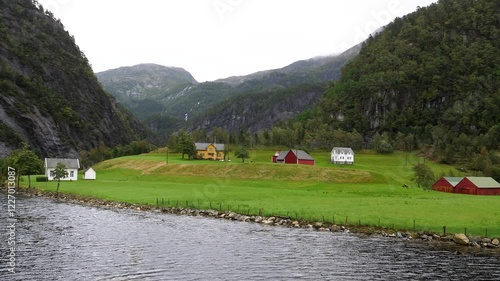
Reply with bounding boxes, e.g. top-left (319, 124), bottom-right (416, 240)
top-left (0, 0), bottom-right (150, 157)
